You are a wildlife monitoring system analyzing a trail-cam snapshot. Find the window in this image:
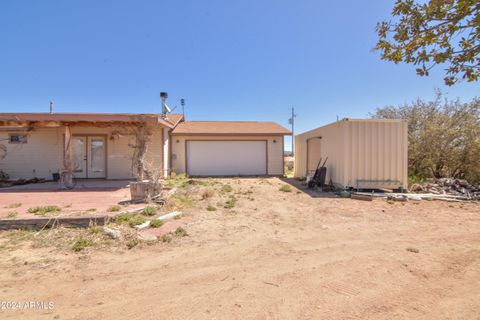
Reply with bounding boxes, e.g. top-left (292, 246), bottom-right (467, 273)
top-left (9, 134), bottom-right (27, 144)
